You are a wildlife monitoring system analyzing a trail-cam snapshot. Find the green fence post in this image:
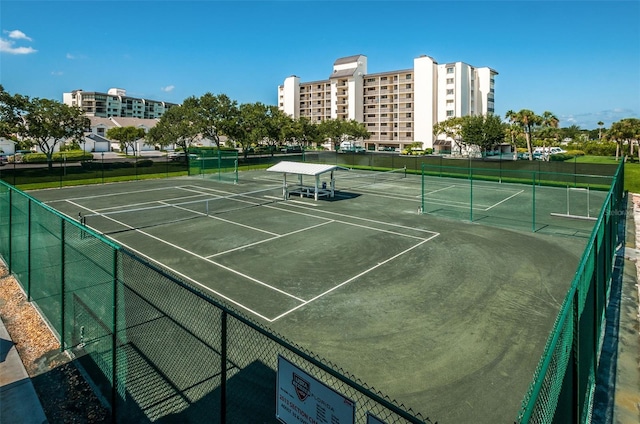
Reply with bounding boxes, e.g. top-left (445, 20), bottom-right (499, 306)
top-left (220, 311), bottom-right (227, 424)
top-left (421, 162), bottom-right (425, 214)
top-left (27, 200), bottom-right (31, 301)
top-left (111, 249), bottom-right (118, 424)
top-left (532, 172), bottom-right (536, 232)
top-left (470, 168), bottom-right (473, 222)
top-left (7, 189), bottom-right (12, 274)
top-left (60, 218), bottom-right (66, 351)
